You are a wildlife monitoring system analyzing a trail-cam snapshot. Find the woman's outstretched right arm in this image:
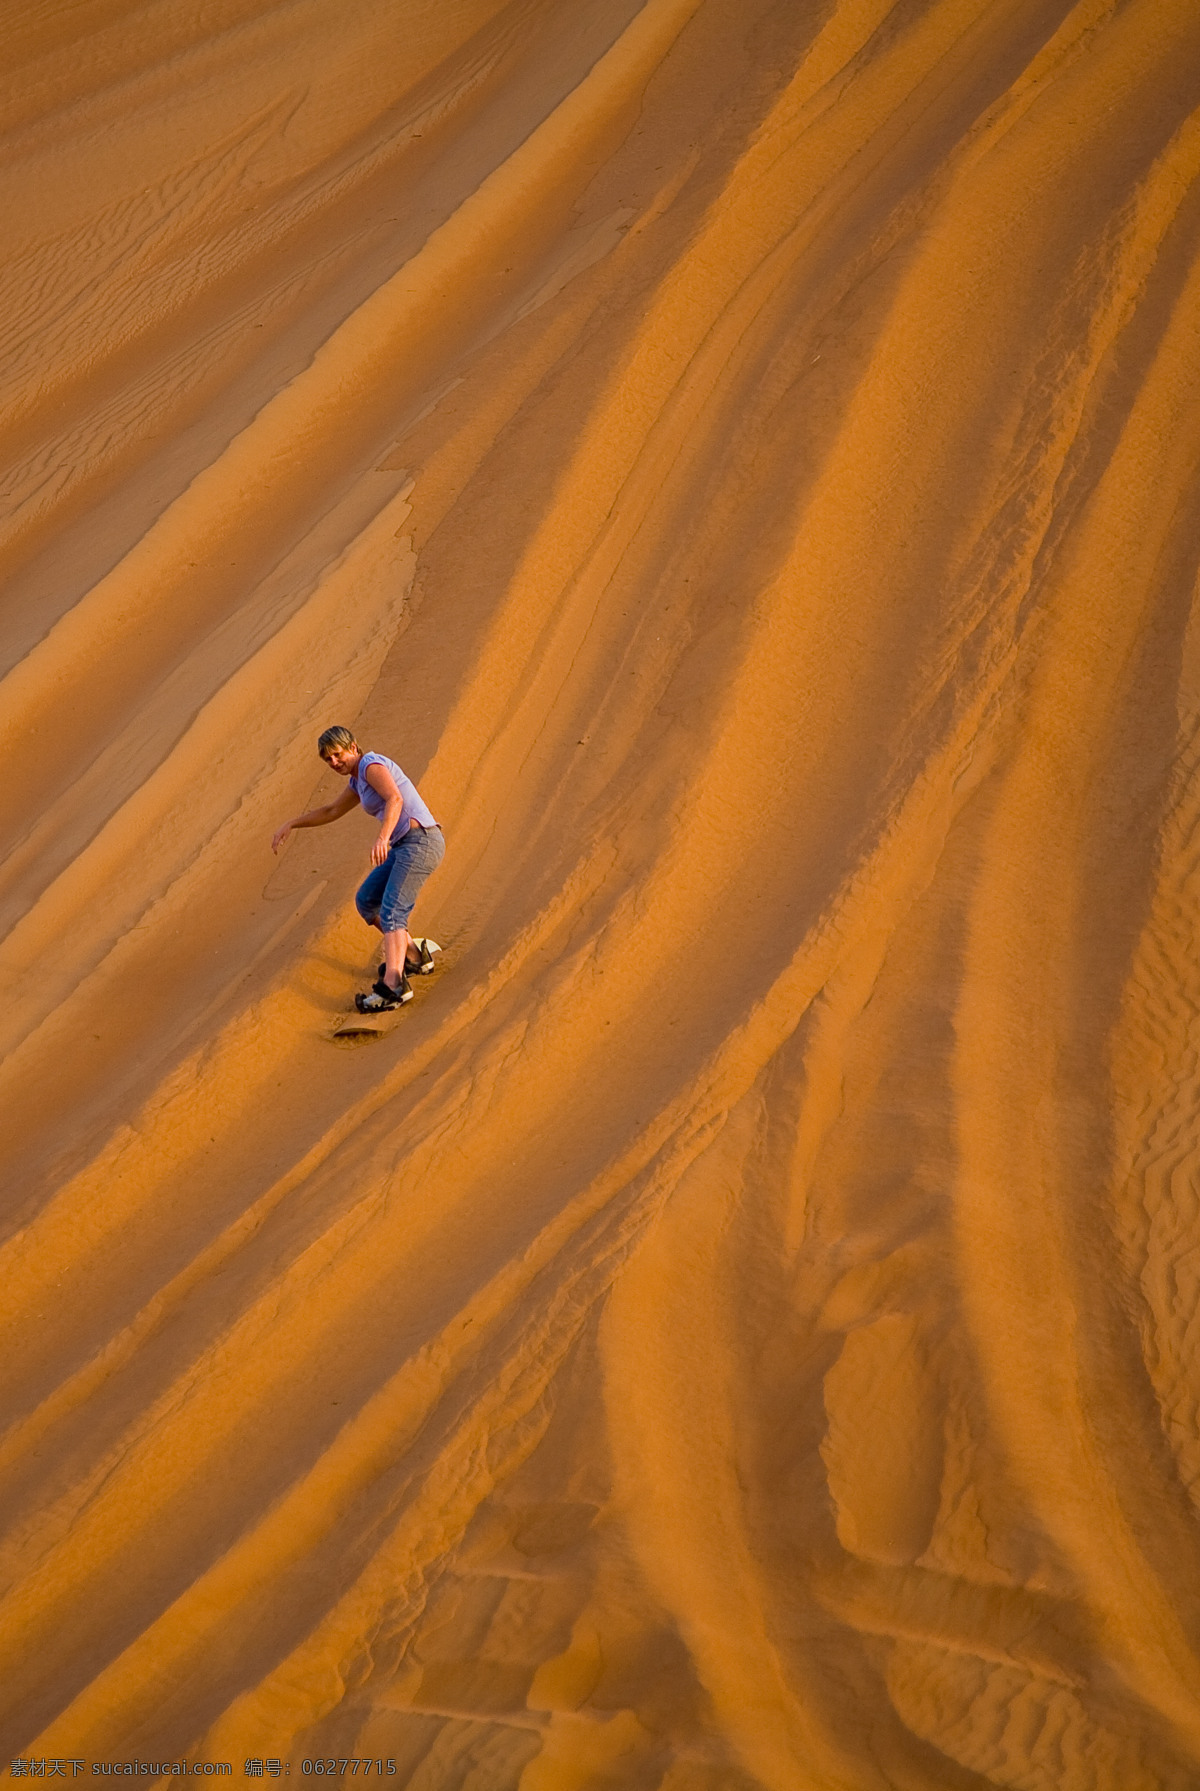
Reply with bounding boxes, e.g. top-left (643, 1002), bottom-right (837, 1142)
top-left (271, 784), bottom-right (359, 853)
